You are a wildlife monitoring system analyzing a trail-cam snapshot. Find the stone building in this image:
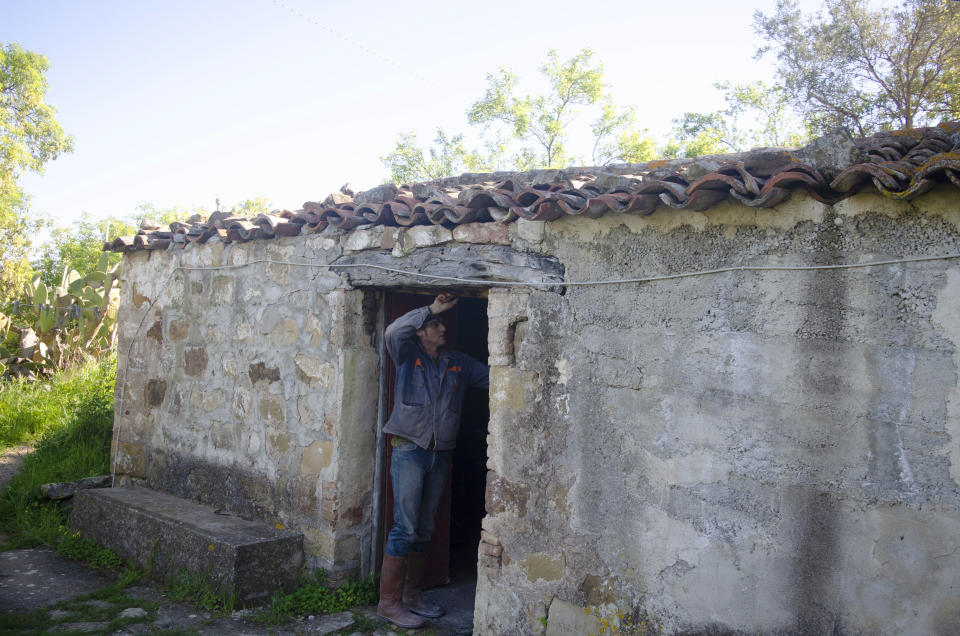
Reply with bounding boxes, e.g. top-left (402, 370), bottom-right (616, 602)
top-left (105, 124), bottom-right (960, 634)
